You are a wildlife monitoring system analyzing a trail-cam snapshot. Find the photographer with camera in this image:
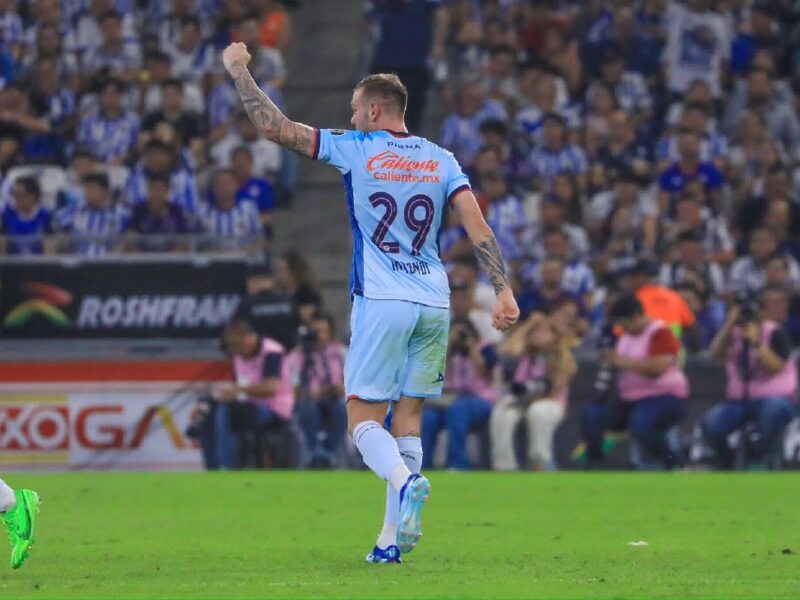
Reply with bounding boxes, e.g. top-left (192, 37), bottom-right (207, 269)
top-left (581, 294), bottom-right (689, 469)
top-left (491, 315), bottom-right (577, 470)
top-left (286, 313), bottom-right (348, 468)
top-left (421, 317), bottom-right (501, 470)
top-left (192, 319), bottom-right (295, 470)
top-left (700, 299), bottom-right (797, 468)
